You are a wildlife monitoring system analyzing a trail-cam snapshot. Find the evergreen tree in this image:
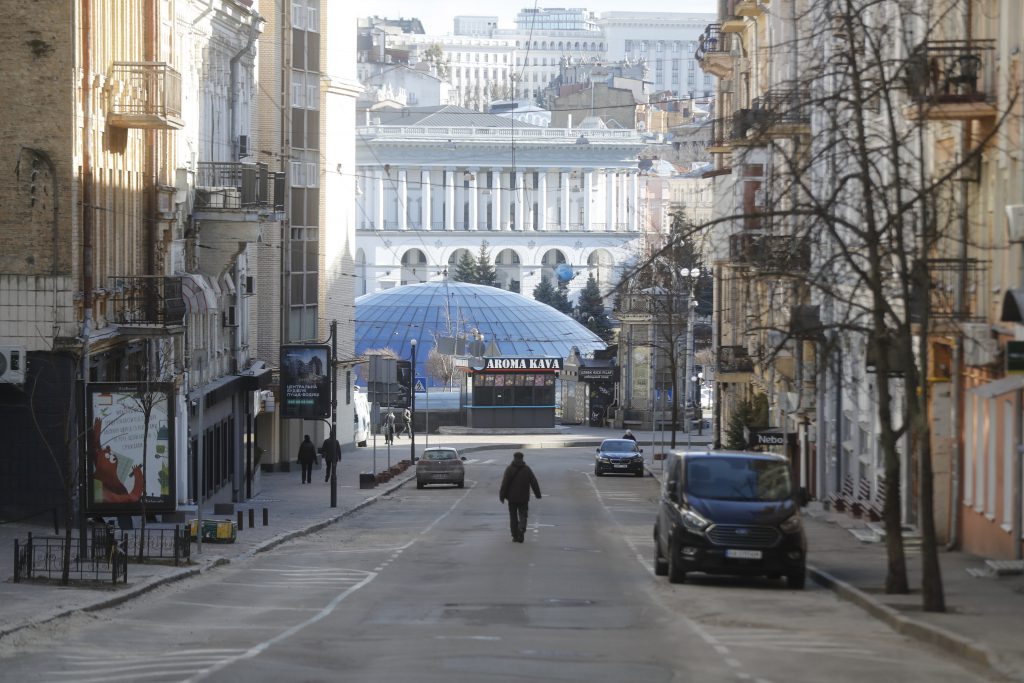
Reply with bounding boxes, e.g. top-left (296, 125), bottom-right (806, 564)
top-left (476, 241), bottom-right (497, 287)
top-left (576, 274), bottom-right (614, 342)
top-left (553, 280), bottom-right (574, 315)
top-left (533, 278), bottom-right (558, 308)
top-left (452, 250), bottom-right (477, 283)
